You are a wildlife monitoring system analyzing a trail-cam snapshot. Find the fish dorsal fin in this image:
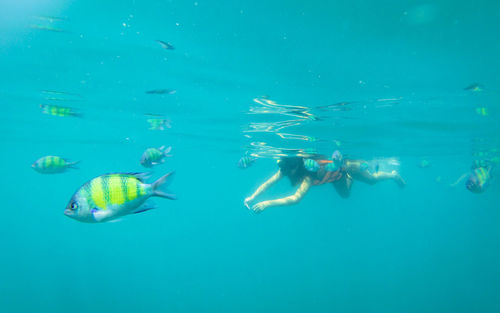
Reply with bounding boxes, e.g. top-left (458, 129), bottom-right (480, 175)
top-left (119, 172), bottom-right (152, 182)
top-left (95, 172), bottom-right (152, 183)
